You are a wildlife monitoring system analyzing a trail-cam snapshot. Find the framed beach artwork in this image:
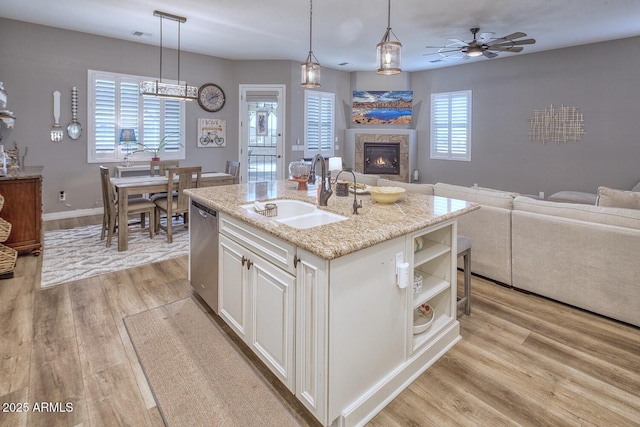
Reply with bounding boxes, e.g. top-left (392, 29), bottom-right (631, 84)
top-left (352, 90), bottom-right (413, 125)
top-left (197, 118), bottom-right (226, 147)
